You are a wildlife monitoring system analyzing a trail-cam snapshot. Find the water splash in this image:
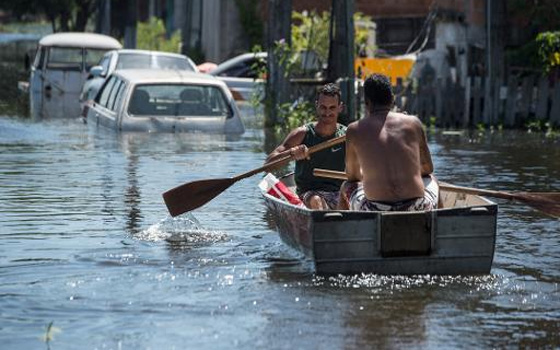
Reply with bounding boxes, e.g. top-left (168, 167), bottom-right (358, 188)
top-left (137, 213), bottom-right (229, 244)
